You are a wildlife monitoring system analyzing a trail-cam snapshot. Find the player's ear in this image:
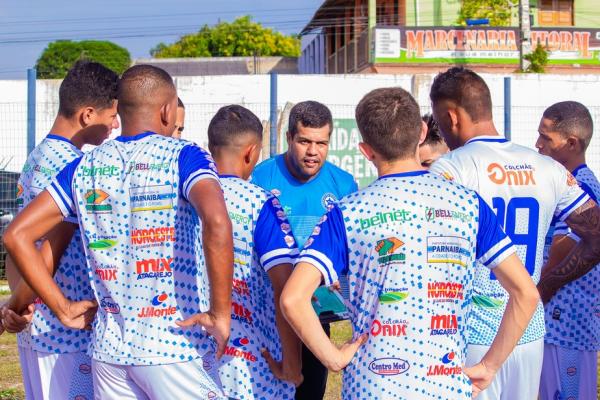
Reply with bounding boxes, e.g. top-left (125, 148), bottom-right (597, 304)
top-left (160, 99), bottom-right (174, 130)
top-left (359, 142), bottom-right (375, 162)
top-left (418, 120), bottom-right (428, 146)
top-left (79, 107), bottom-right (96, 127)
top-left (448, 108), bottom-right (459, 130)
top-left (566, 136), bottom-right (578, 151)
top-left (243, 143), bottom-right (256, 164)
